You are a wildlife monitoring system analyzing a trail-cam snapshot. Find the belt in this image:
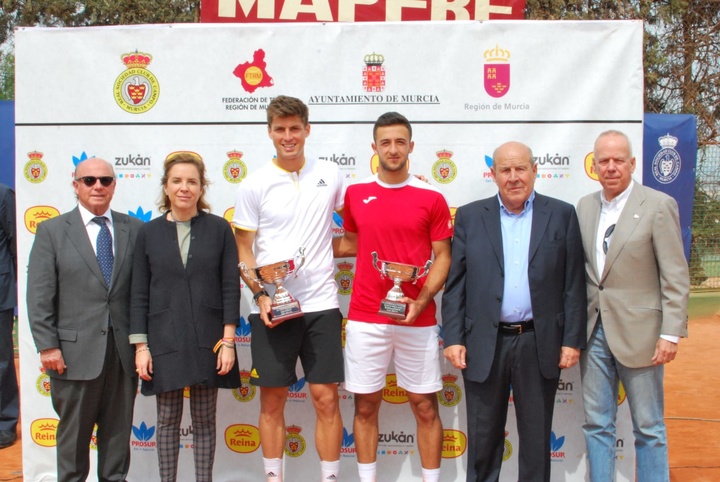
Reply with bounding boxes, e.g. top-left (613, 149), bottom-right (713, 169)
top-left (499, 319), bottom-right (534, 335)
